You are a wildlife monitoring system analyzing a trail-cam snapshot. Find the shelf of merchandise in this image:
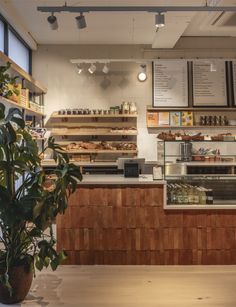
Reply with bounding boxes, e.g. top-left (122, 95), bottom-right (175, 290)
top-left (41, 160), bottom-right (118, 167)
top-left (48, 111), bottom-right (138, 162)
top-left (64, 149), bottom-right (138, 154)
top-left (50, 112), bottom-right (137, 118)
top-left (149, 125), bottom-right (236, 129)
top-left (0, 96), bottom-right (44, 116)
top-left (0, 52), bottom-right (47, 153)
top-left (158, 139), bottom-right (236, 142)
top-left (147, 106), bottom-right (236, 112)
top-left (51, 129), bottom-right (138, 136)
top-left (0, 51), bottom-right (47, 95)
top-left (56, 140), bottom-right (137, 145)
